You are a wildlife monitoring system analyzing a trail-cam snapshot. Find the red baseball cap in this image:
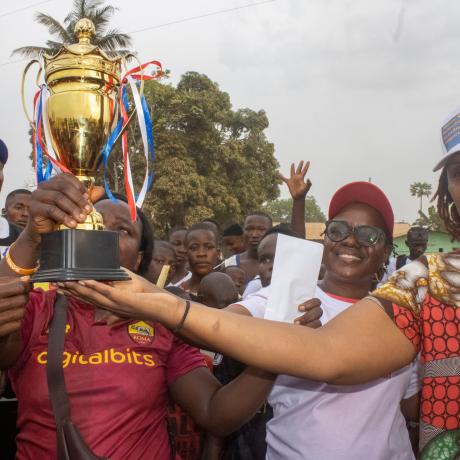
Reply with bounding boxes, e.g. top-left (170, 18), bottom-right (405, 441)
top-left (328, 182), bottom-right (394, 239)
